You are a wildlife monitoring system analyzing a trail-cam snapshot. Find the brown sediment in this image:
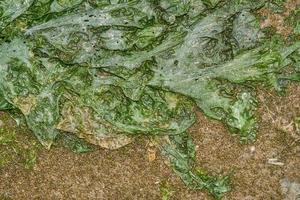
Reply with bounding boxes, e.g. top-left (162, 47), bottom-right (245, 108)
top-left (258, 0), bottom-right (300, 37)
